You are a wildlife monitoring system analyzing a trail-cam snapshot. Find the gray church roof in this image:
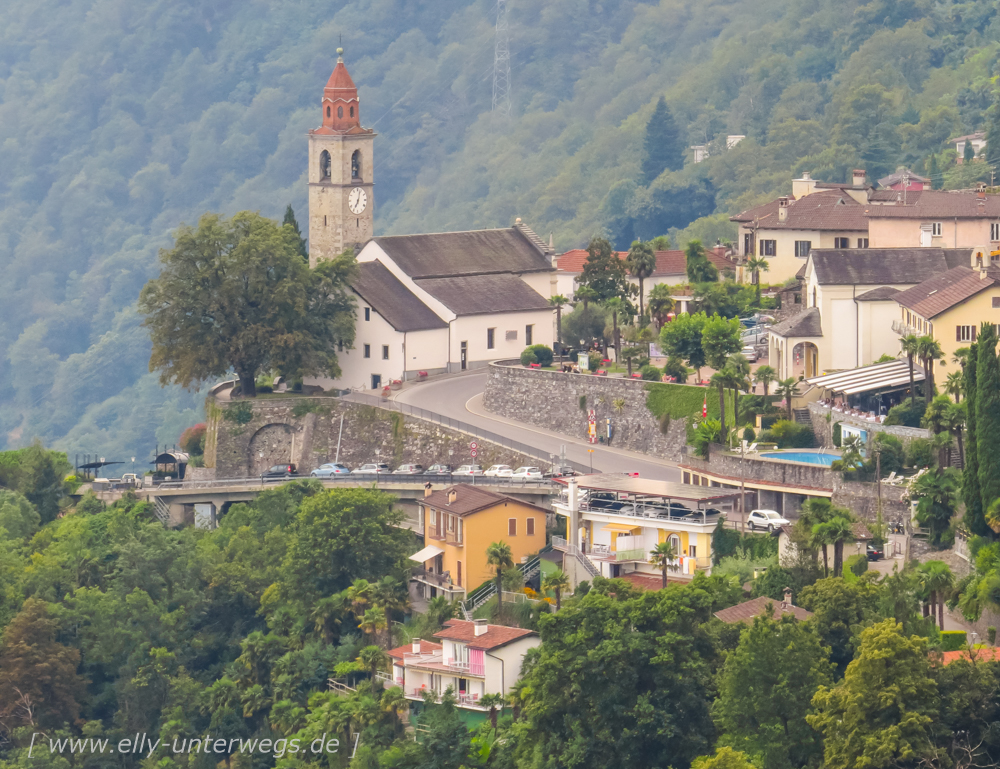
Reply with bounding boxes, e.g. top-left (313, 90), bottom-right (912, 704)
top-left (414, 274), bottom-right (551, 316)
top-left (809, 248), bottom-right (971, 286)
top-left (769, 308), bottom-right (823, 338)
top-left (352, 261), bottom-right (447, 332)
top-left (372, 226), bottom-right (552, 279)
